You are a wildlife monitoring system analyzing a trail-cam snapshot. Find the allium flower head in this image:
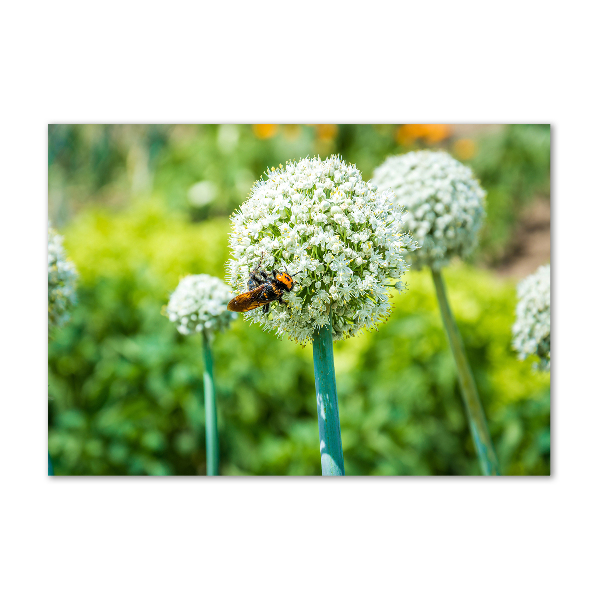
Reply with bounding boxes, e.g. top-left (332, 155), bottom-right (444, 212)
top-left (226, 155), bottom-right (417, 344)
top-left (48, 223), bottom-right (78, 330)
top-left (166, 274), bottom-right (236, 337)
top-left (512, 264), bottom-right (551, 371)
top-left (372, 150), bottom-right (486, 270)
